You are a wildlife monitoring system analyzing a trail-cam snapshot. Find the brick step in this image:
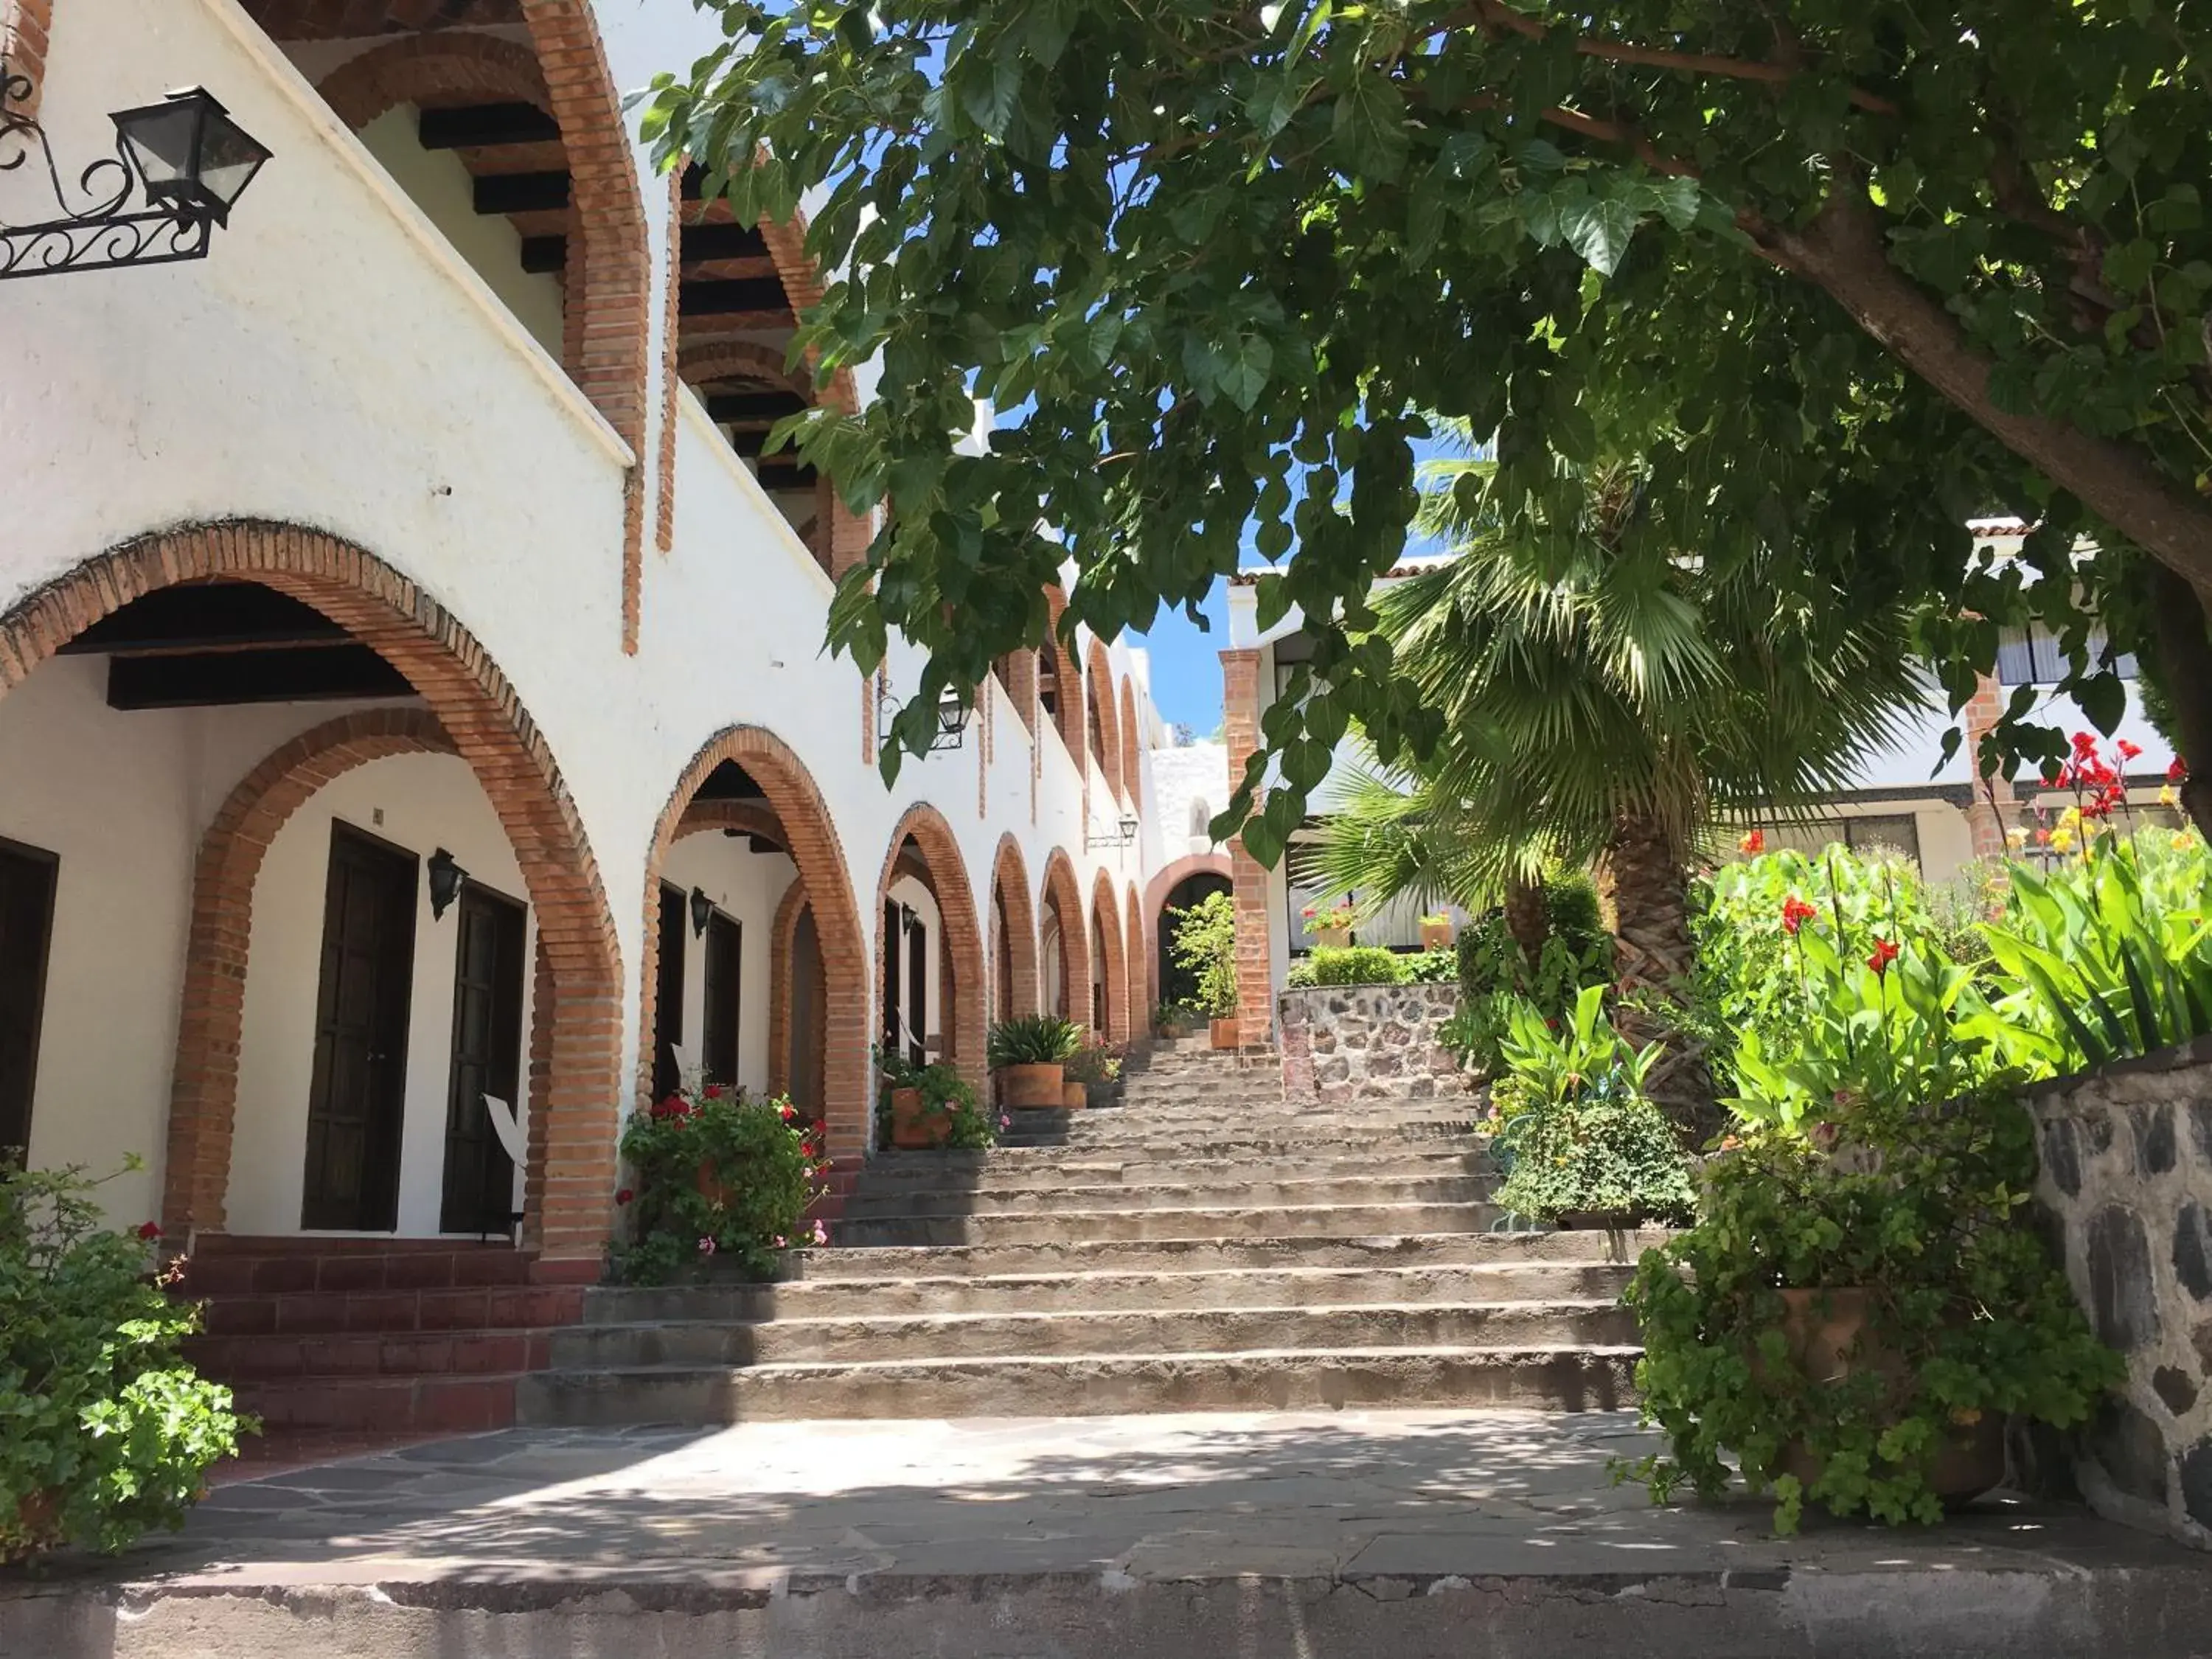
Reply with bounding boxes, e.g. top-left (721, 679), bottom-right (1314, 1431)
top-left (785, 1228), bottom-right (1658, 1281)
top-left (1012, 1119), bottom-right (1481, 1152)
top-left (189, 1327), bottom-right (555, 1382)
top-left (239, 1371), bottom-right (524, 1433)
top-left (840, 1172), bottom-right (1501, 1222)
top-left (832, 1200), bottom-right (1503, 1249)
top-left (858, 1146), bottom-right (1496, 1189)
top-left (192, 1281), bottom-right (585, 1339)
top-left (178, 1239), bottom-right (535, 1296)
top-left (581, 1259), bottom-right (1635, 1322)
top-left (548, 1298), bottom-right (1637, 1368)
top-left (516, 1343), bottom-right (1639, 1427)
